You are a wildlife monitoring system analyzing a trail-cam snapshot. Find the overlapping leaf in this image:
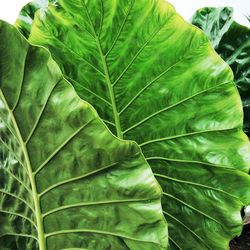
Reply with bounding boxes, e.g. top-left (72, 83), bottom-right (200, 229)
top-left (15, 0), bottom-right (48, 37)
top-left (16, 0), bottom-right (250, 249)
top-left (0, 21), bottom-right (168, 250)
top-left (192, 7), bottom-right (250, 136)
